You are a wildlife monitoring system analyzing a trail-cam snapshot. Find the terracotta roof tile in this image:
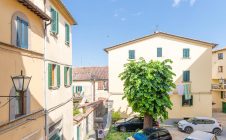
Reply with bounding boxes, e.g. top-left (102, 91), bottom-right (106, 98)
top-left (73, 66), bottom-right (108, 81)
